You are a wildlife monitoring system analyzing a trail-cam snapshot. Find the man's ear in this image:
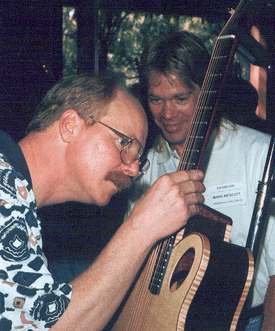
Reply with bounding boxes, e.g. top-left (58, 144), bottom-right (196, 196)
top-left (59, 109), bottom-right (82, 143)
